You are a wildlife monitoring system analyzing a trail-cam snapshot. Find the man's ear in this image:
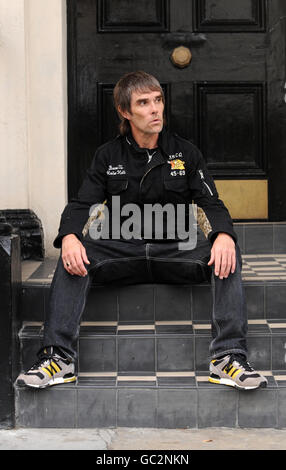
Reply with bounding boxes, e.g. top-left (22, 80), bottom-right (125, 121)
top-left (118, 106), bottom-right (130, 120)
